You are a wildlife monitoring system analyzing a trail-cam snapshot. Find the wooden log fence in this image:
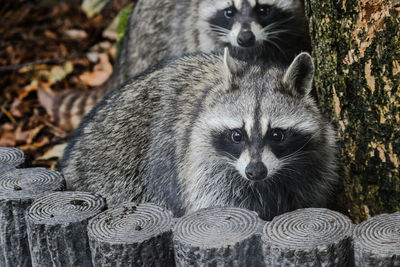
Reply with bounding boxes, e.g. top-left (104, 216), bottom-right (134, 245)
top-left (0, 147), bottom-right (398, 267)
top-left (88, 202), bottom-right (175, 266)
top-left (26, 191), bottom-right (106, 267)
